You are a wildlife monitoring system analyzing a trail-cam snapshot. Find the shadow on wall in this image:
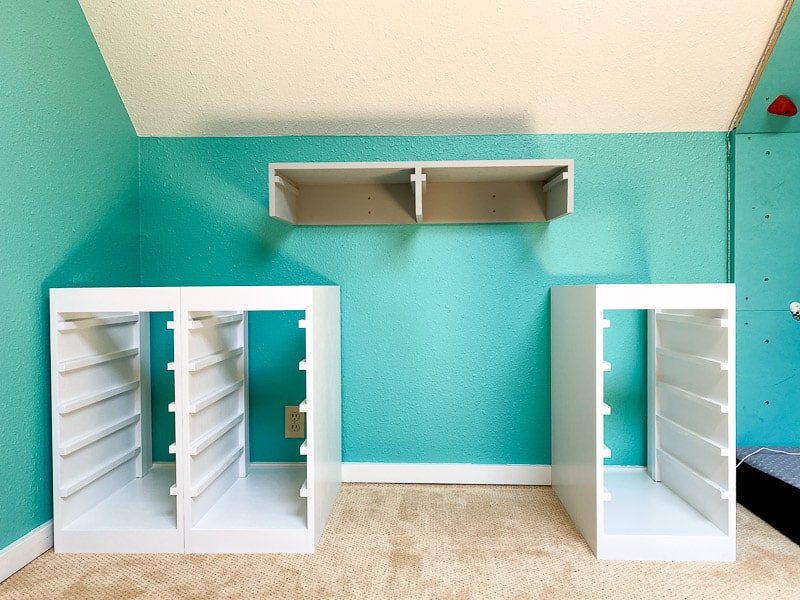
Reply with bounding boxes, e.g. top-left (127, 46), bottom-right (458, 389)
top-left (195, 112), bottom-right (536, 137)
top-left (139, 137), bottom-right (336, 287)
